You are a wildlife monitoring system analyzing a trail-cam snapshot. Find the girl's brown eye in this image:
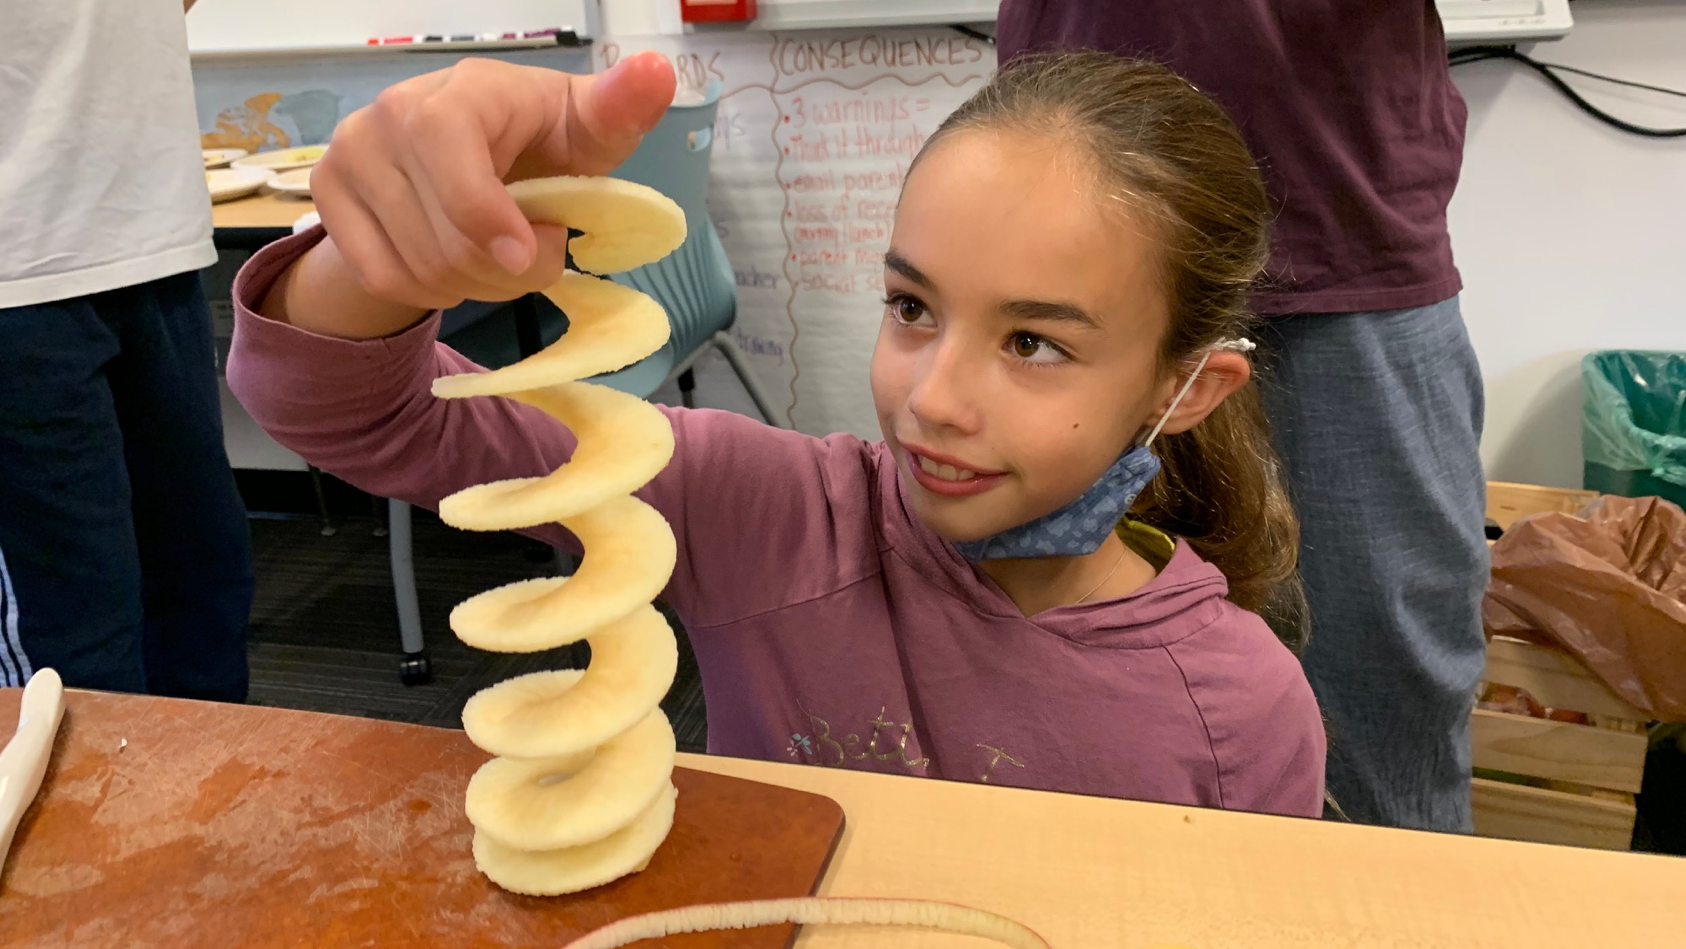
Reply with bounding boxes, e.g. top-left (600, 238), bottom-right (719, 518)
top-left (885, 294), bottom-right (928, 324)
top-left (1011, 333), bottom-right (1042, 358)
